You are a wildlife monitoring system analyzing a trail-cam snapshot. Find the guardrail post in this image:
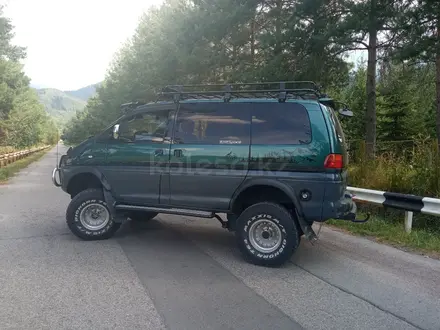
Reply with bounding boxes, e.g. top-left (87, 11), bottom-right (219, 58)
top-left (404, 211), bottom-right (413, 233)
